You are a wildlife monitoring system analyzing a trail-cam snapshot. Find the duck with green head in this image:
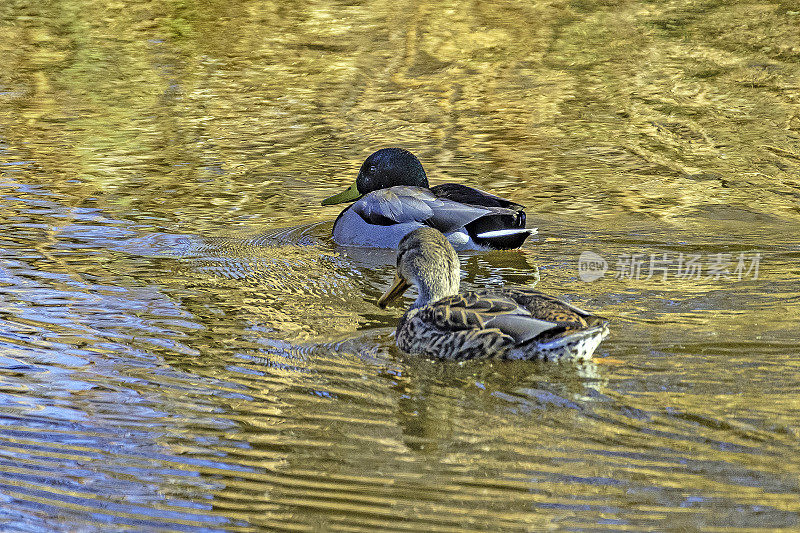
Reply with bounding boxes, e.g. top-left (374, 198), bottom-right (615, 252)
top-left (377, 227), bottom-right (609, 361)
top-left (322, 148), bottom-right (535, 250)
